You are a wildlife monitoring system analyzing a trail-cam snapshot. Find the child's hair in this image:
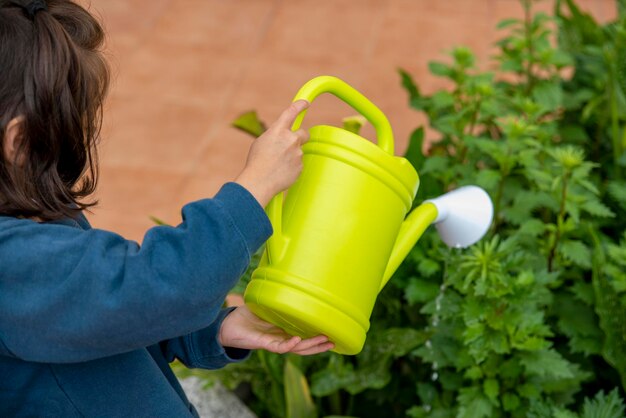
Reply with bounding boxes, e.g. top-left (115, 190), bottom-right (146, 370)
top-left (0, 0), bottom-right (109, 220)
